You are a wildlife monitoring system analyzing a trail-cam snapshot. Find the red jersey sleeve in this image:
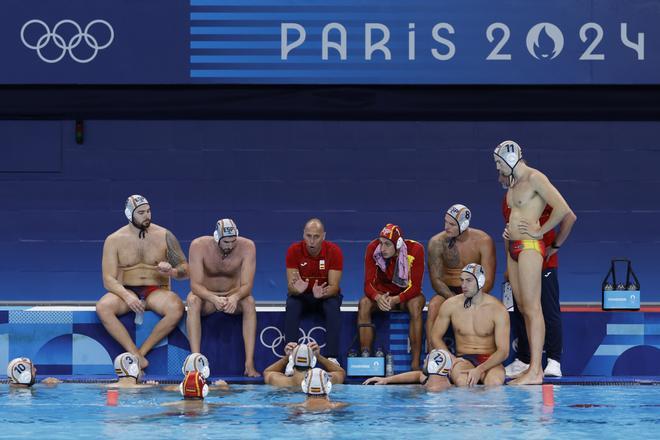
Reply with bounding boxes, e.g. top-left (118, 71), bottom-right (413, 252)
top-left (398, 241), bottom-right (425, 303)
top-left (363, 240), bottom-right (381, 300)
top-left (502, 195), bottom-right (511, 223)
top-left (285, 243), bottom-right (300, 269)
top-left (327, 242), bottom-right (344, 271)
